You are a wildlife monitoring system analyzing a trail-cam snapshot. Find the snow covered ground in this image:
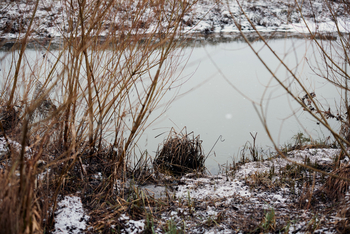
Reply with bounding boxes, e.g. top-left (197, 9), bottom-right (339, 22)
top-left (49, 147), bottom-right (347, 233)
top-left (168, 148), bottom-right (346, 233)
top-left (0, 0), bottom-right (349, 41)
top-left (53, 195), bottom-right (90, 234)
top-left (1, 134), bottom-right (349, 232)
